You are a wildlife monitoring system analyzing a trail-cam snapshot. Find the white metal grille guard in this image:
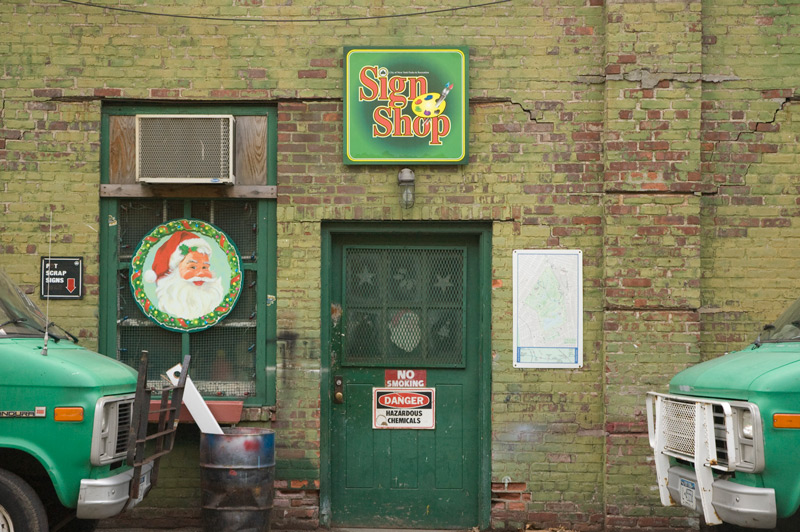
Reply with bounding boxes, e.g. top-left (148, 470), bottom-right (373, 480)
top-left (647, 392), bottom-right (740, 526)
